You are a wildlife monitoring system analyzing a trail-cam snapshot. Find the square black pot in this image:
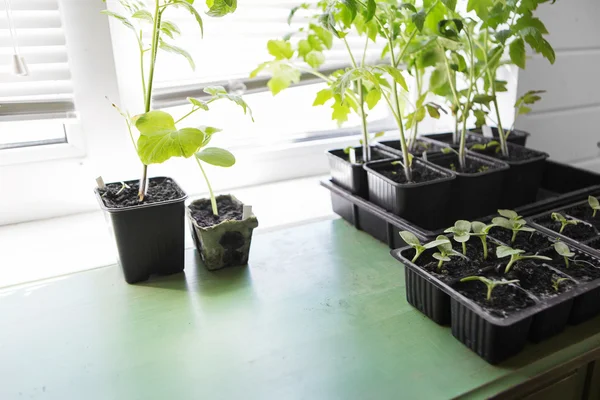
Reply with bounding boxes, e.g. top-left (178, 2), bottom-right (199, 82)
top-left (327, 147), bottom-right (394, 198)
top-left (364, 158), bottom-right (456, 231)
top-left (95, 177), bottom-right (187, 284)
top-left (470, 127), bottom-right (530, 147)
